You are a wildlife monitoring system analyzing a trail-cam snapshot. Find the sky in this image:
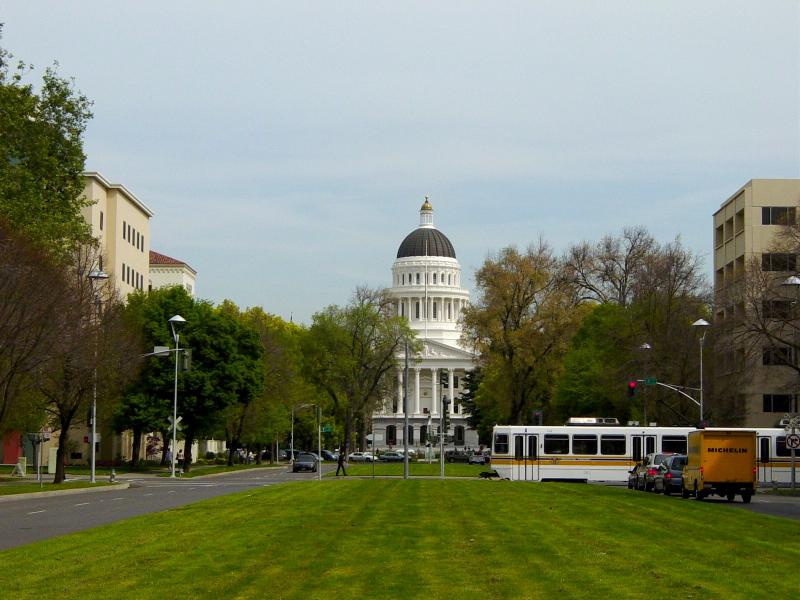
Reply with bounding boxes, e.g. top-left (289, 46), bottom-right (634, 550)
top-left (2, 1), bottom-right (799, 323)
